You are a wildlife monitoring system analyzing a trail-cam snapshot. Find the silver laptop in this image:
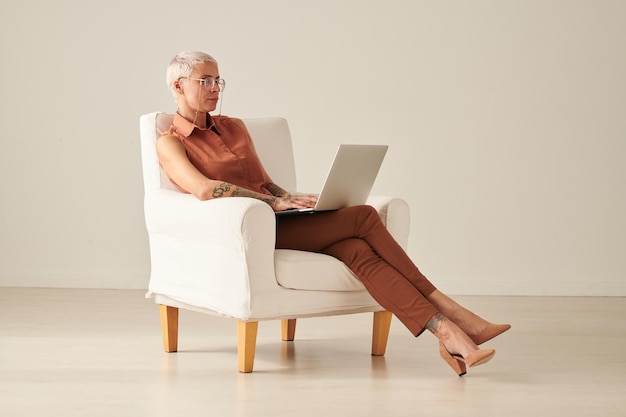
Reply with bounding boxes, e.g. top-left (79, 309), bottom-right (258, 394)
top-left (275, 144), bottom-right (388, 216)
